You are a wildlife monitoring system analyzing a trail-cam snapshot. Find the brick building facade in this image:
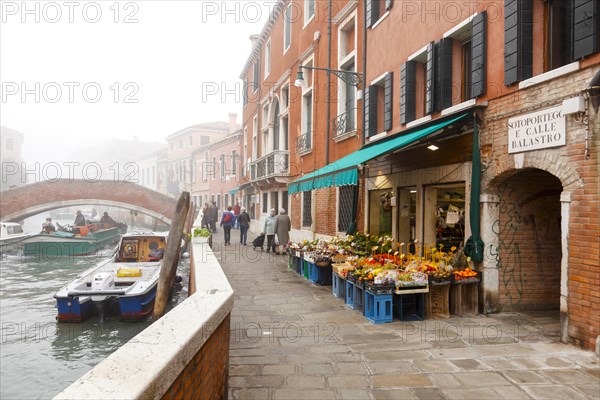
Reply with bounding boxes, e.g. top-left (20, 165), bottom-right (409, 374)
top-left (239, 0), bottom-right (364, 239)
top-left (237, 0), bottom-right (599, 350)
